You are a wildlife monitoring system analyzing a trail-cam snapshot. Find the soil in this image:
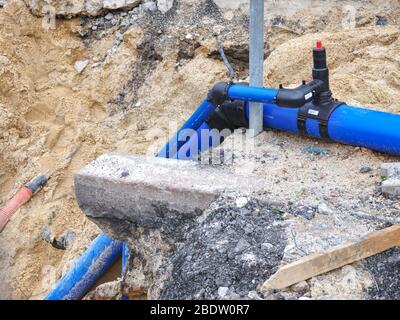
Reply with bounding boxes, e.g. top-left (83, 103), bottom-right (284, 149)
top-left (0, 0), bottom-right (399, 300)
